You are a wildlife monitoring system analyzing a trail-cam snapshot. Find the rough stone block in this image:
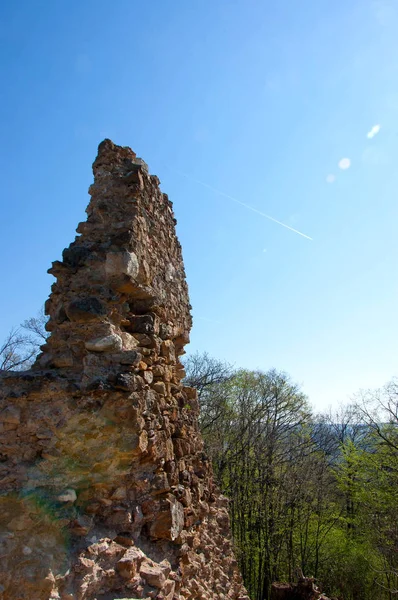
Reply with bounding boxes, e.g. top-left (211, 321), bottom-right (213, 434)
top-left (149, 495), bottom-right (184, 541)
top-left (105, 251), bottom-right (139, 279)
top-left (140, 562), bottom-right (166, 588)
top-left (85, 334), bottom-right (123, 352)
top-left (66, 297), bottom-right (106, 322)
